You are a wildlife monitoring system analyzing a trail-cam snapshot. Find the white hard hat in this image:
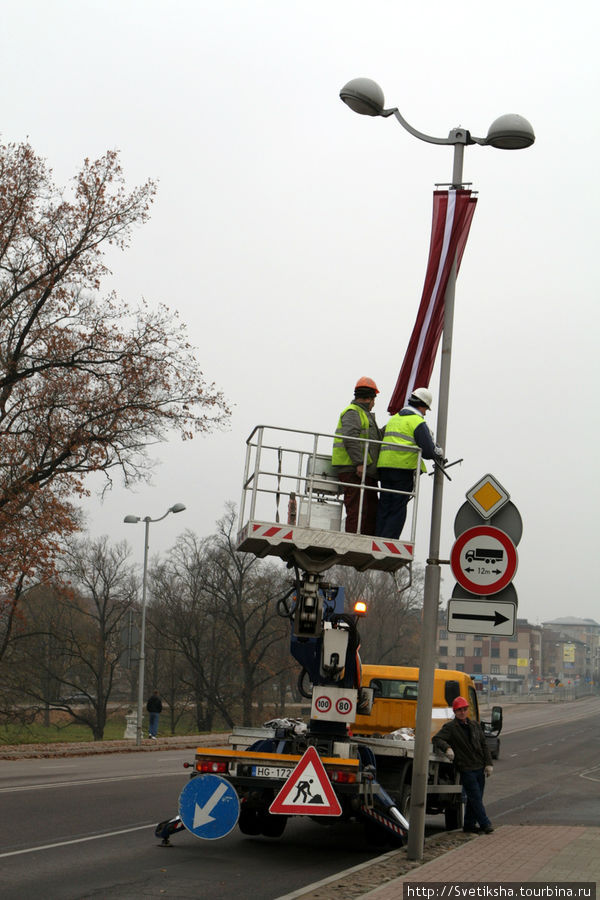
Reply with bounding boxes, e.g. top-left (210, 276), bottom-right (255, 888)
top-left (410, 387), bottom-right (433, 409)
